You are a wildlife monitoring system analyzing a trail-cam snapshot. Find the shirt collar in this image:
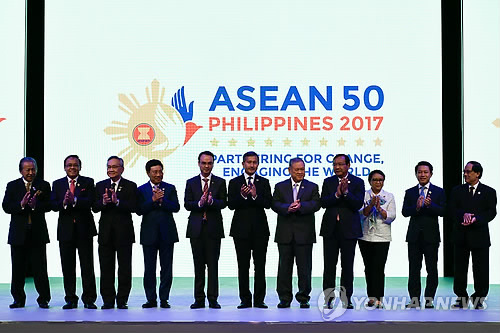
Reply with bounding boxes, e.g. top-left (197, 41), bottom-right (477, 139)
top-left (419, 182), bottom-right (431, 189)
top-left (200, 174), bottom-right (212, 181)
top-left (244, 172), bottom-right (255, 180)
top-left (110, 178), bottom-right (121, 187)
top-left (67, 176), bottom-right (79, 184)
top-left (150, 181), bottom-right (161, 189)
top-left (338, 174), bottom-right (349, 182)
